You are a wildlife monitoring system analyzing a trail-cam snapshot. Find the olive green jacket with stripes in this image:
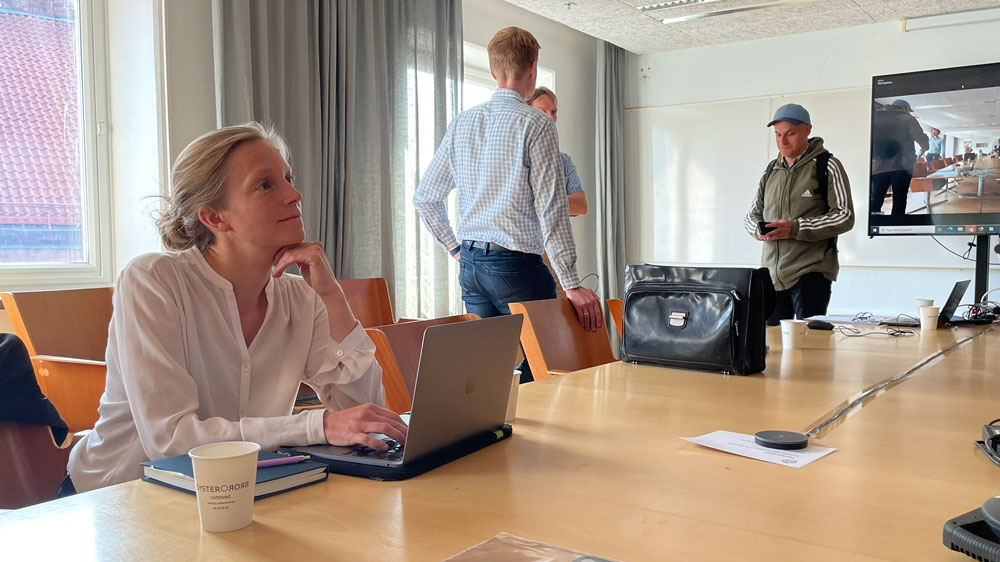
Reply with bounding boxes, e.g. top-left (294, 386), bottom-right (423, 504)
top-left (744, 137), bottom-right (855, 291)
